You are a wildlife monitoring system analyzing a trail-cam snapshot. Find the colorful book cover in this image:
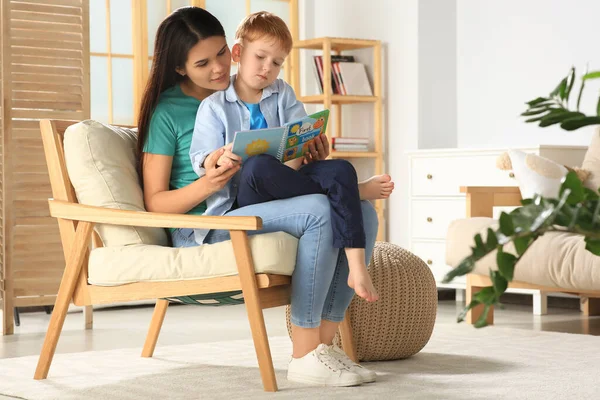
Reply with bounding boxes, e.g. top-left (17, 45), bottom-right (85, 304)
top-left (232, 110), bottom-right (330, 163)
